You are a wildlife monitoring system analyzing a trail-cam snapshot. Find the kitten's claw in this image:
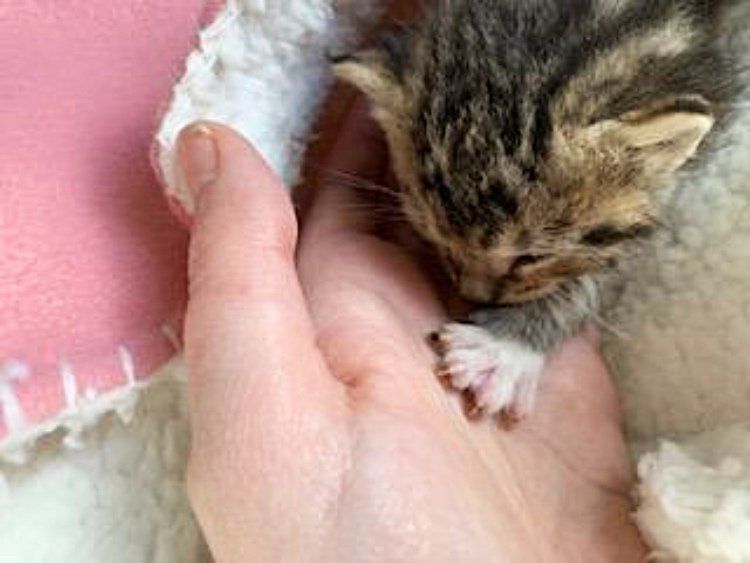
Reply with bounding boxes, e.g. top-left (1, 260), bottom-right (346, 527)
top-left (428, 330), bottom-right (449, 353)
top-left (435, 364), bottom-right (452, 379)
top-left (499, 407), bottom-right (522, 430)
top-left (432, 323), bottom-right (545, 423)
